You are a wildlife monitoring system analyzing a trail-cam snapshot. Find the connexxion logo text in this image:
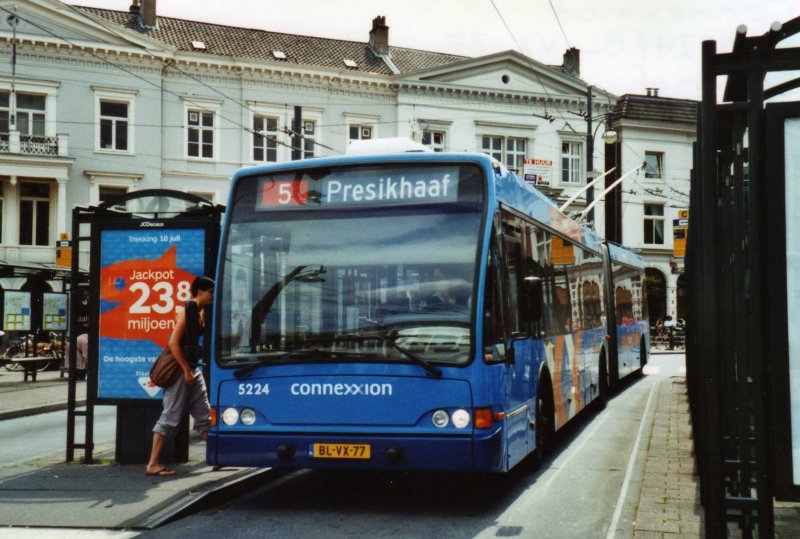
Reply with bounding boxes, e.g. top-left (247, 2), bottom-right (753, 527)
top-left (290, 382), bottom-right (393, 396)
